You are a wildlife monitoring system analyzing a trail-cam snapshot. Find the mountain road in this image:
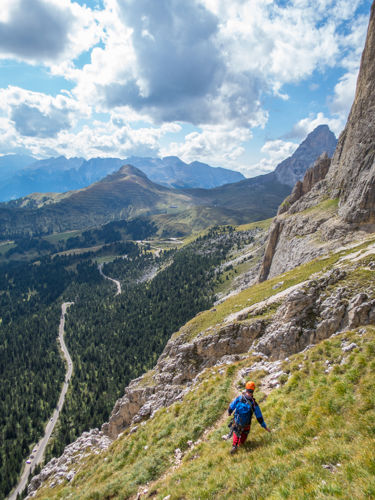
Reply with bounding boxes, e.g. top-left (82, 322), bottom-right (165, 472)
top-left (98, 263), bottom-right (121, 295)
top-left (8, 302), bottom-right (74, 500)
